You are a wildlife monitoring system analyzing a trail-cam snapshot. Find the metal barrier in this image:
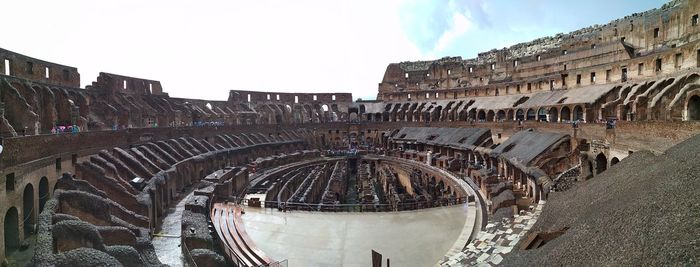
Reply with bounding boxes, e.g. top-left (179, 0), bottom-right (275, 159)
top-left (181, 238), bottom-right (198, 267)
top-left (236, 197), bottom-right (469, 212)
